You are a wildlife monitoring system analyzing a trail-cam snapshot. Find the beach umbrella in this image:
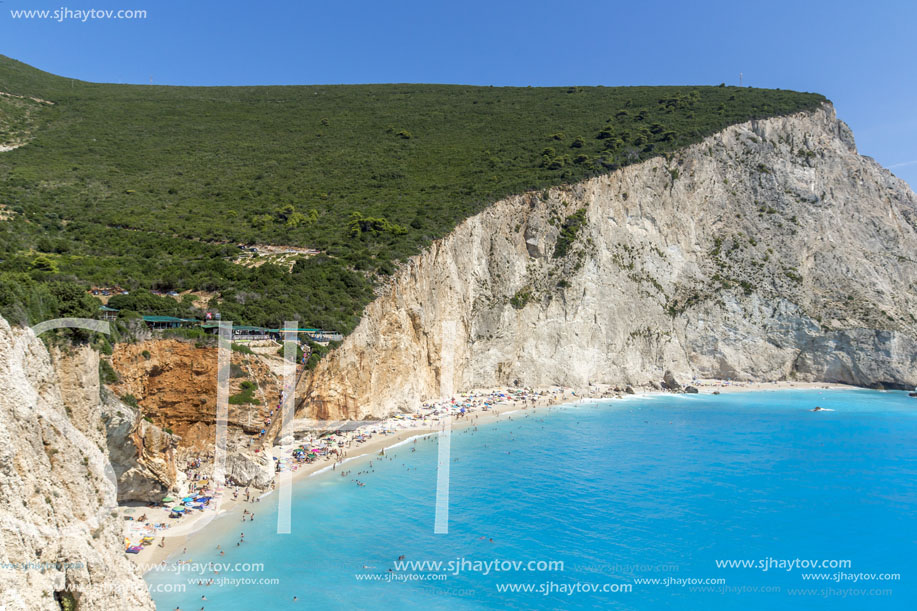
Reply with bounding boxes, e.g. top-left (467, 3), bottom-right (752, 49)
top-left (181, 497), bottom-right (193, 502)
top-left (162, 496), bottom-right (174, 503)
